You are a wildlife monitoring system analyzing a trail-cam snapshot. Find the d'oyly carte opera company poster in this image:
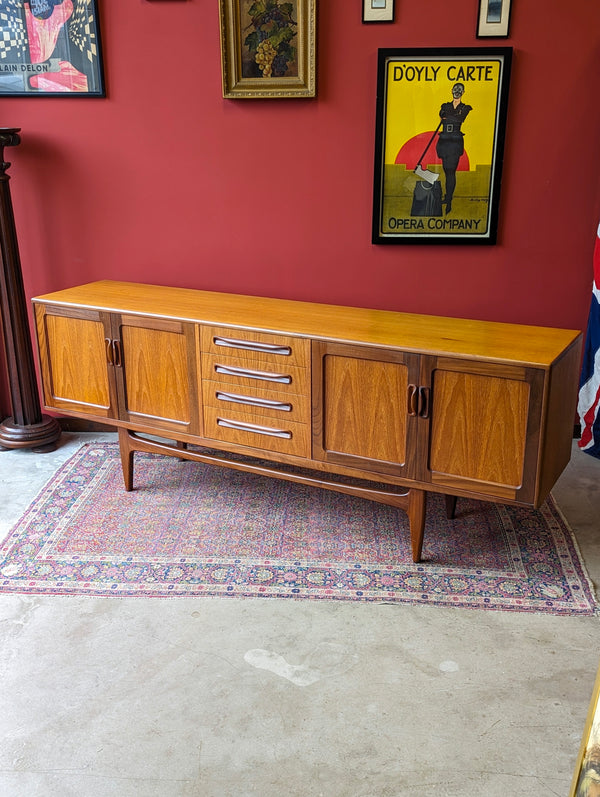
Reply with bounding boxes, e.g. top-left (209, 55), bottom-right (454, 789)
top-left (372, 48), bottom-right (512, 245)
